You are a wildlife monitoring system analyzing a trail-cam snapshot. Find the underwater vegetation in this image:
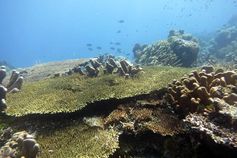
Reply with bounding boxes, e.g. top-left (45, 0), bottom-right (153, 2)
top-left (133, 30), bottom-right (199, 67)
